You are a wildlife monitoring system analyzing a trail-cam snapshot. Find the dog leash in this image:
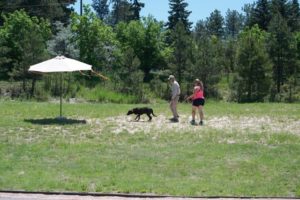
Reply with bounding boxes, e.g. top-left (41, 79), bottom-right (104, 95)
top-left (79, 69), bottom-right (110, 81)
